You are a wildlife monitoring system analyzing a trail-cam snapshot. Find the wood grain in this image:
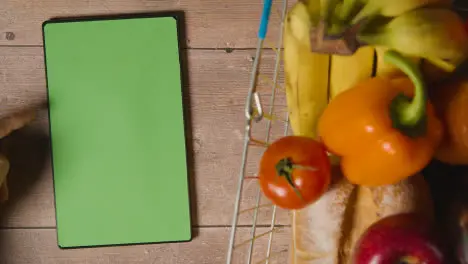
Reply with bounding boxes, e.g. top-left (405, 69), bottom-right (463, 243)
top-left (0, 0), bottom-right (292, 48)
top-left (0, 47), bottom-right (290, 228)
top-left (0, 227), bottom-right (290, 264)
top-left (0, 0), bottom-right (295, 261)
